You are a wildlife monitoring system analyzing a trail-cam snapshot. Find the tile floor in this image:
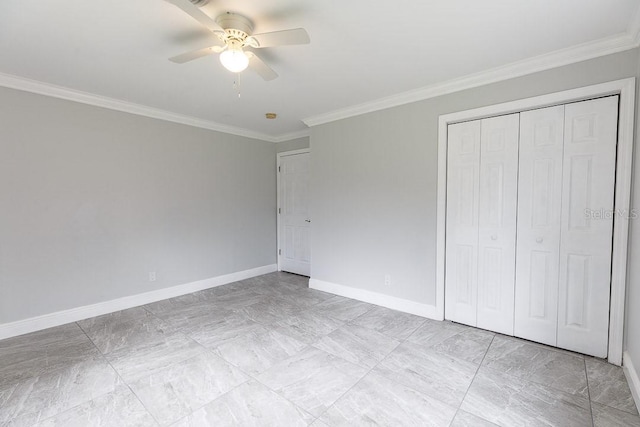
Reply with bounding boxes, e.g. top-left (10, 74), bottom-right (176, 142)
top-left (1, 272), bottom-right (639, 426)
